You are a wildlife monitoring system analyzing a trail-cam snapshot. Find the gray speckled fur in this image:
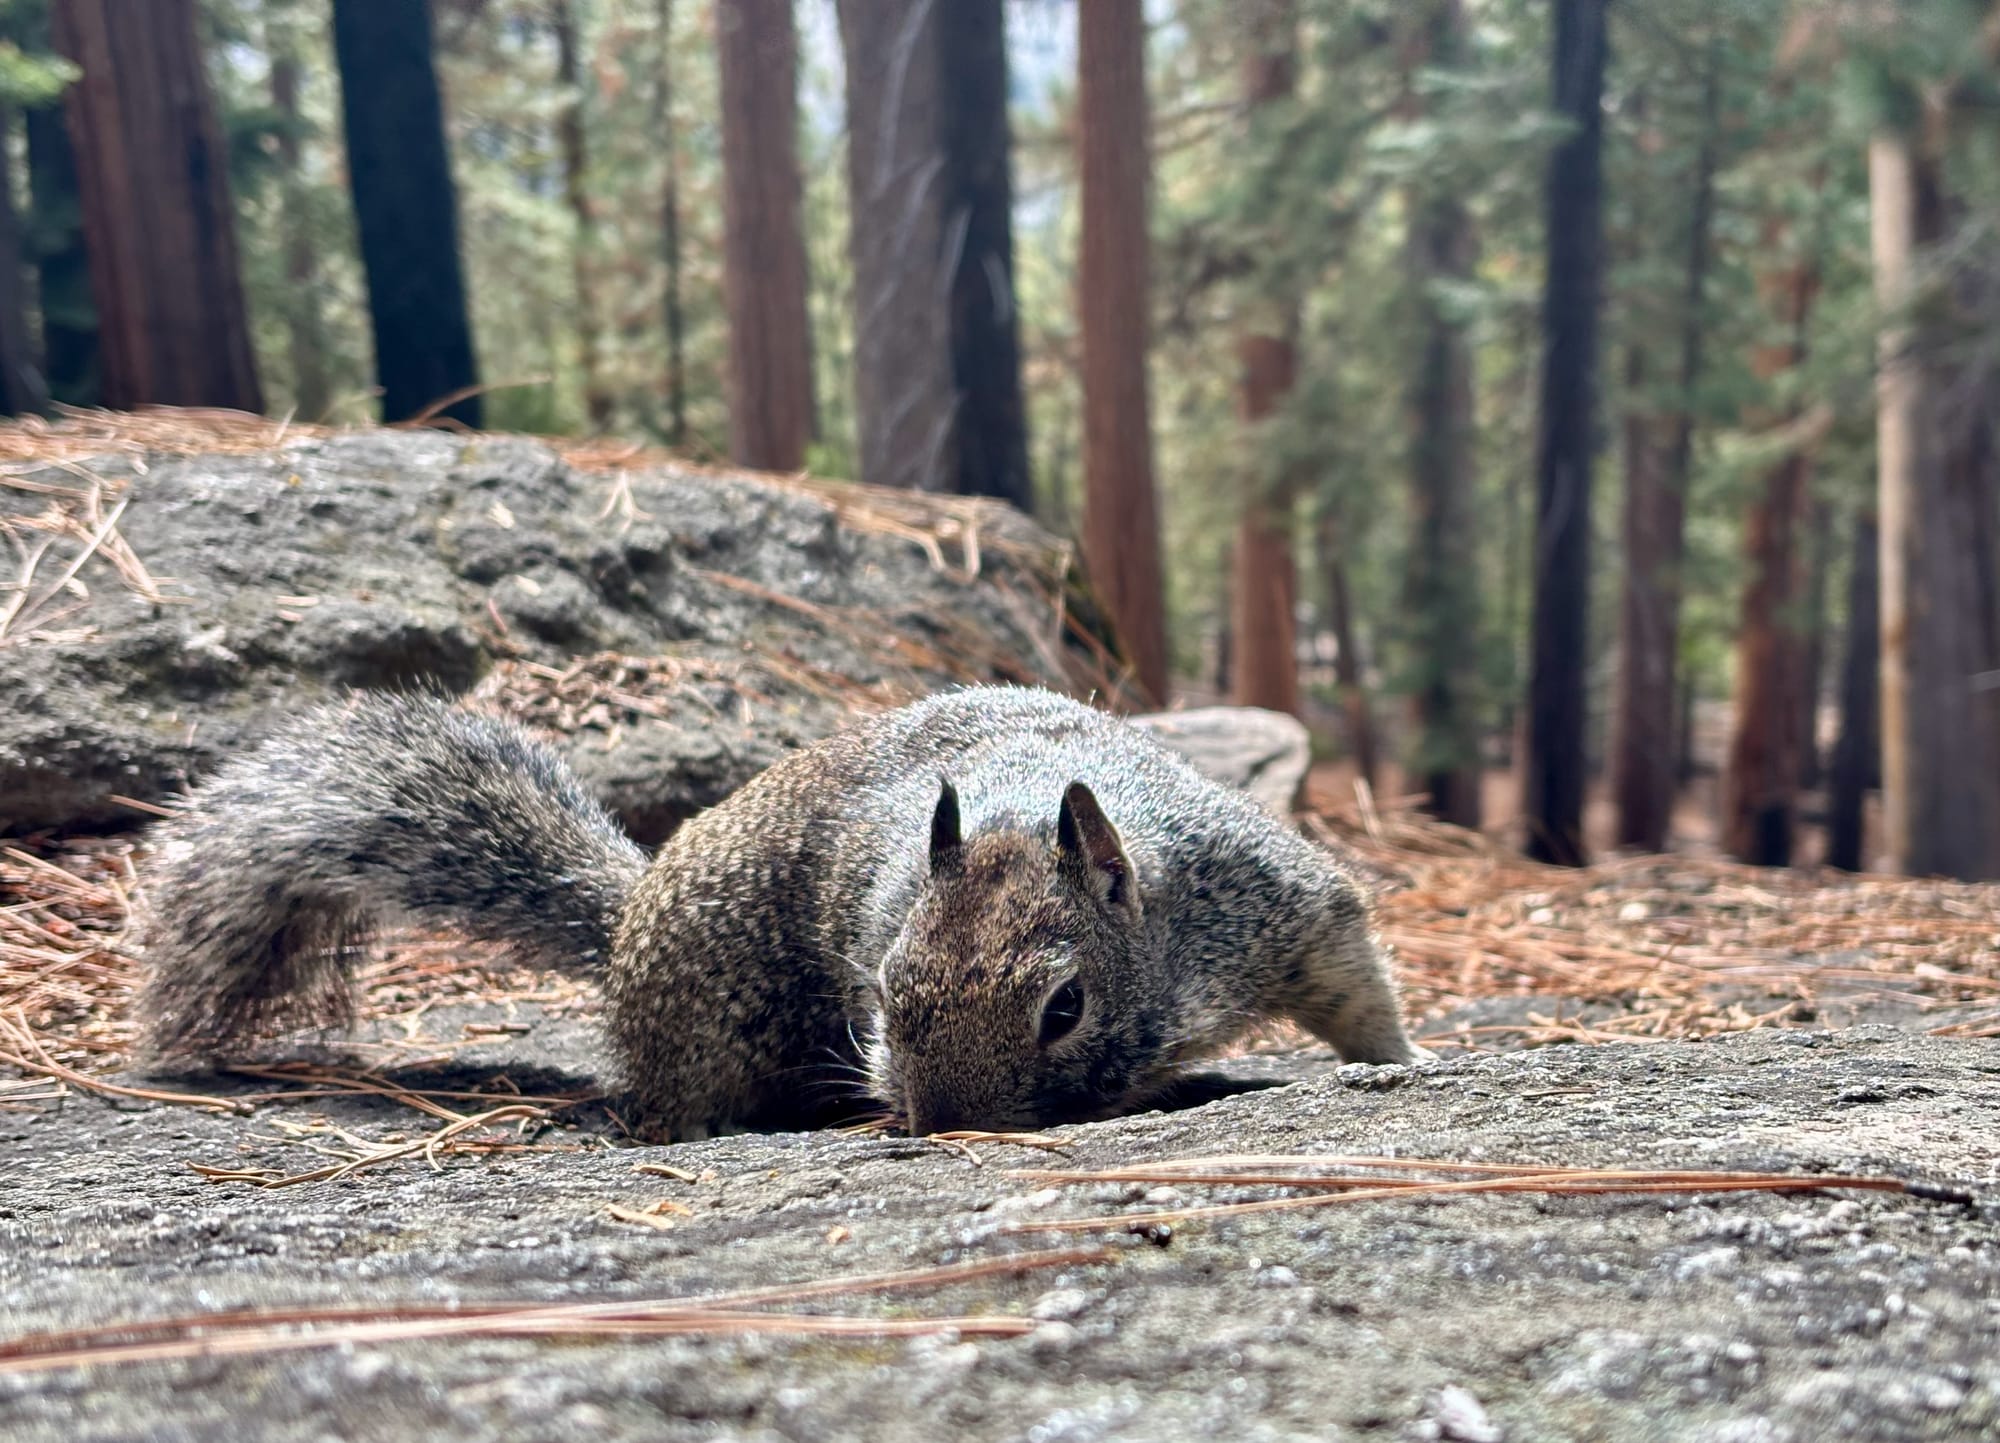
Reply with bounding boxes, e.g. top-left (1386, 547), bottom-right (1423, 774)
top-left (141, 687), bottom-right (1421, 1137)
